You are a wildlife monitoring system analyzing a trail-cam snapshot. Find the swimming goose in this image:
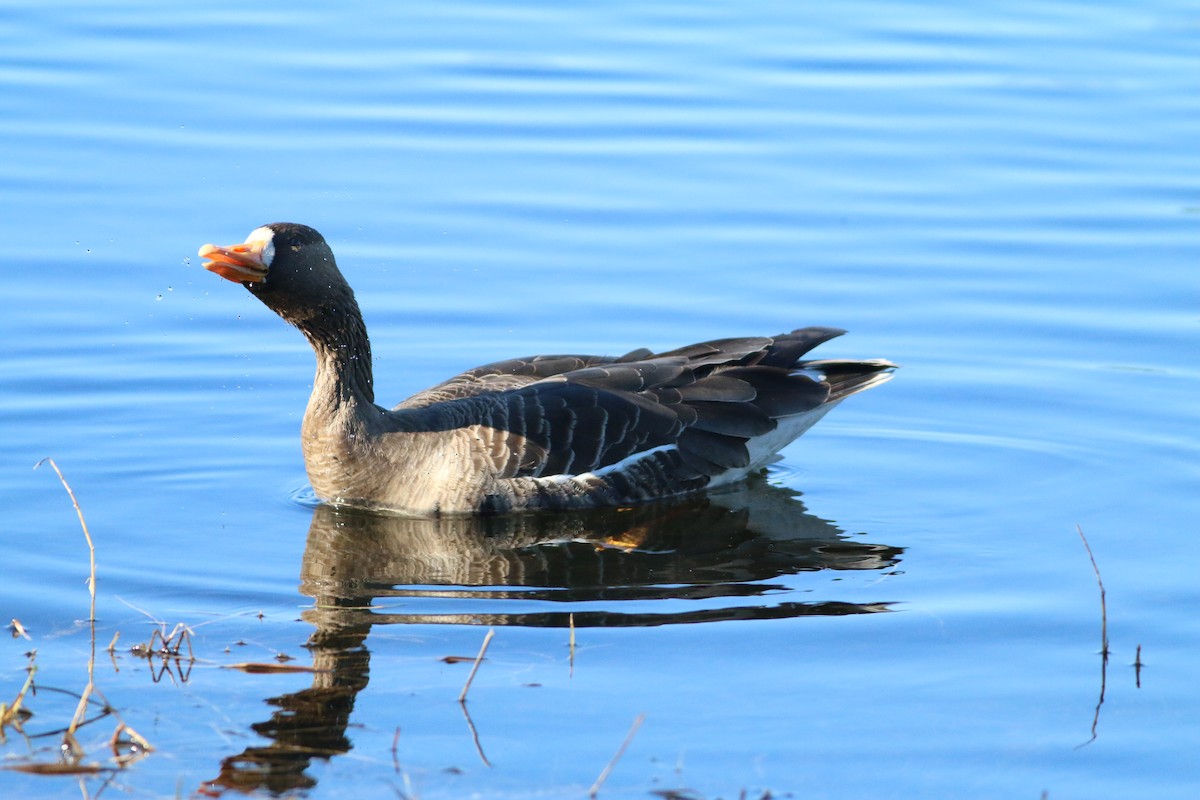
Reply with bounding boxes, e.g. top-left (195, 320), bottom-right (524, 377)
top-left (199, 223), bottom-right (894, 516)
